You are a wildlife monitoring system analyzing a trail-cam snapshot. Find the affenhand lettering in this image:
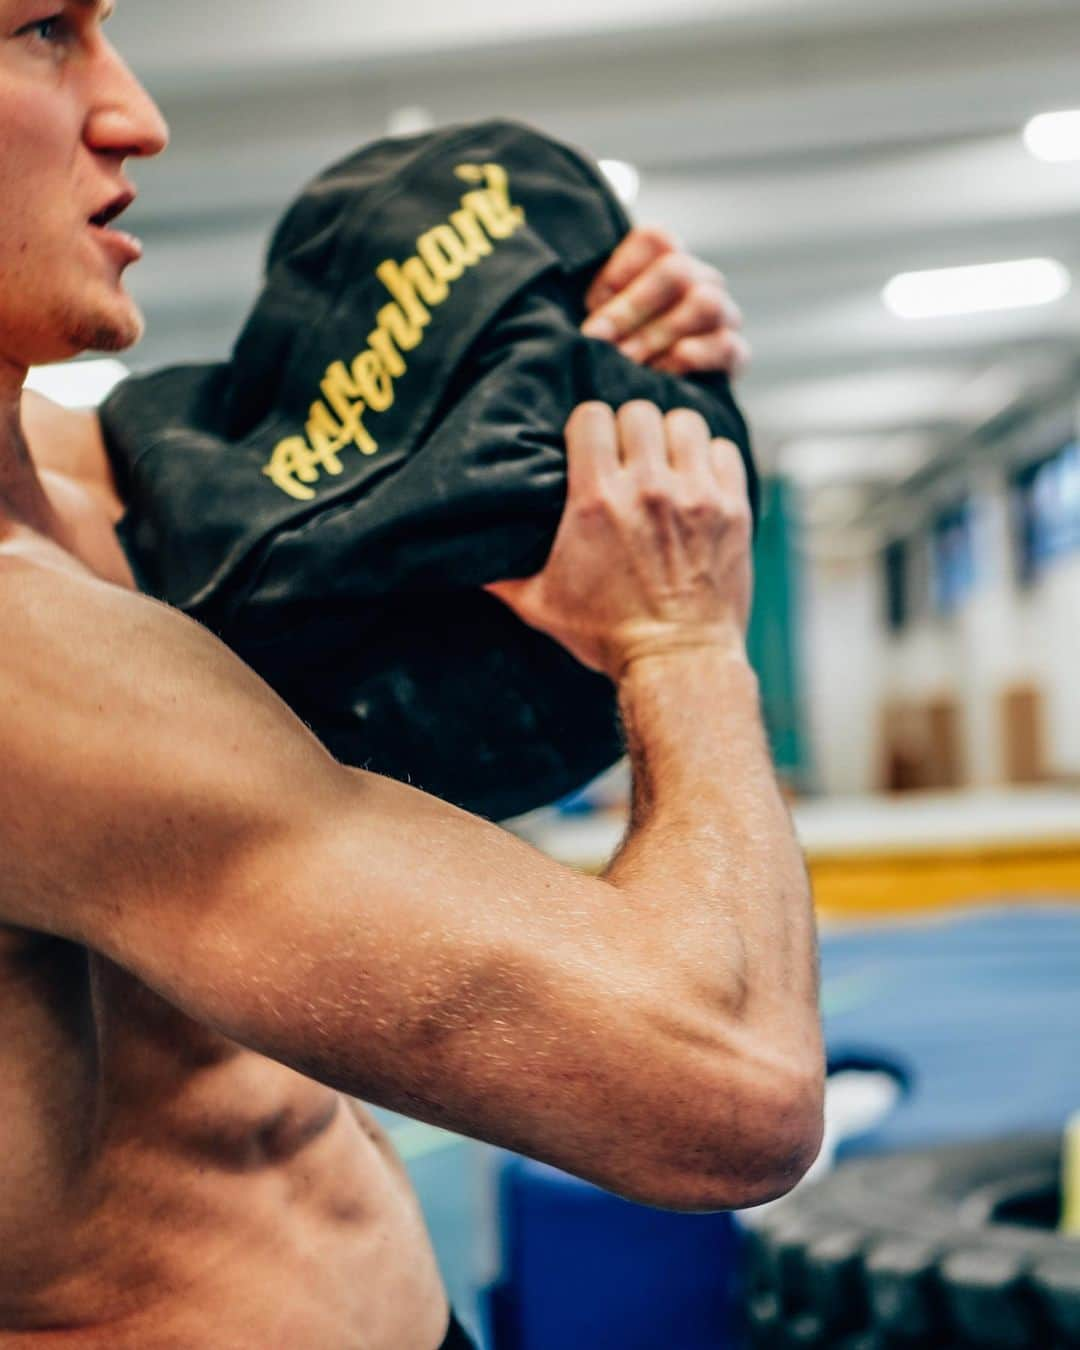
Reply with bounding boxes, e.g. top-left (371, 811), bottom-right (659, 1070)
top-left (262, 162), bottom-right (526, 501)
